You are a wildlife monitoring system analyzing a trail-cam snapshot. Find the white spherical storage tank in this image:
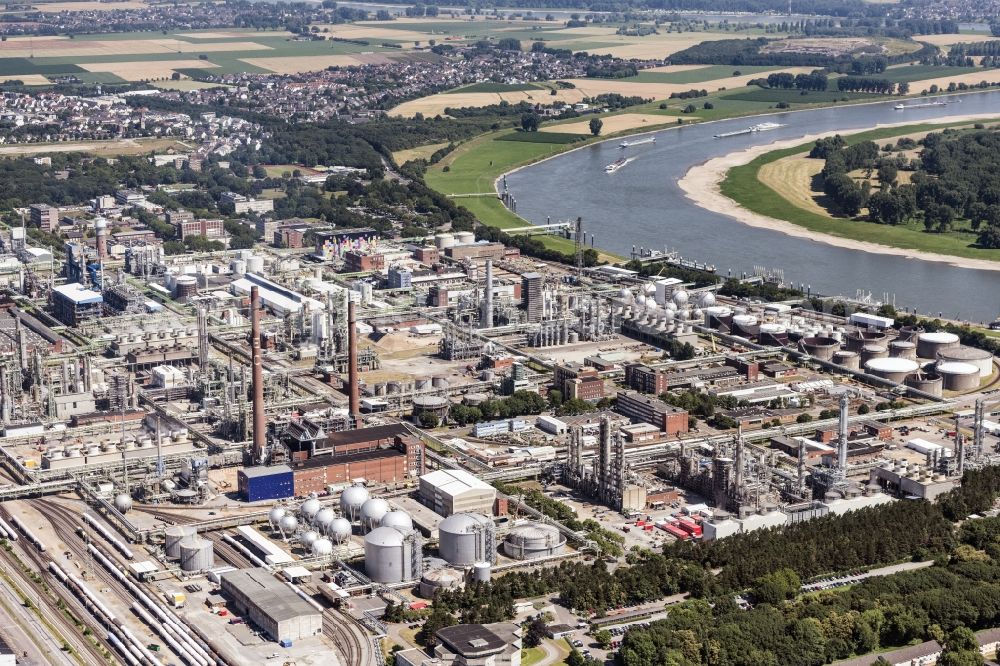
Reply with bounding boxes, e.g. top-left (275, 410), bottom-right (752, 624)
top-left (268, 506), bottom-right (287, 528)
top-left (314, 508), bottom-right (335, 531)
top-left (340, 486), bottom-right (370, 522)
top-left (360, 498), bottom-right (390, 533)
top-left (380, 511), bottom-right (413, 532)
top-left (864, 357), bottom-right (919, 383)
top-left (328, 517), bottom-right (352, 544)
top-left (299, 498), bottom-right (321, 522)
top-left (364, 526), bottom-right (423, 583)
top-left (502, 522), bottom-right (566, 560)
top-left (114, 494), bottom-right (133, 514)
top-left (438, 513), bottom-right (496, 566)
top-left (936, 361), bottom-right (981, 391)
